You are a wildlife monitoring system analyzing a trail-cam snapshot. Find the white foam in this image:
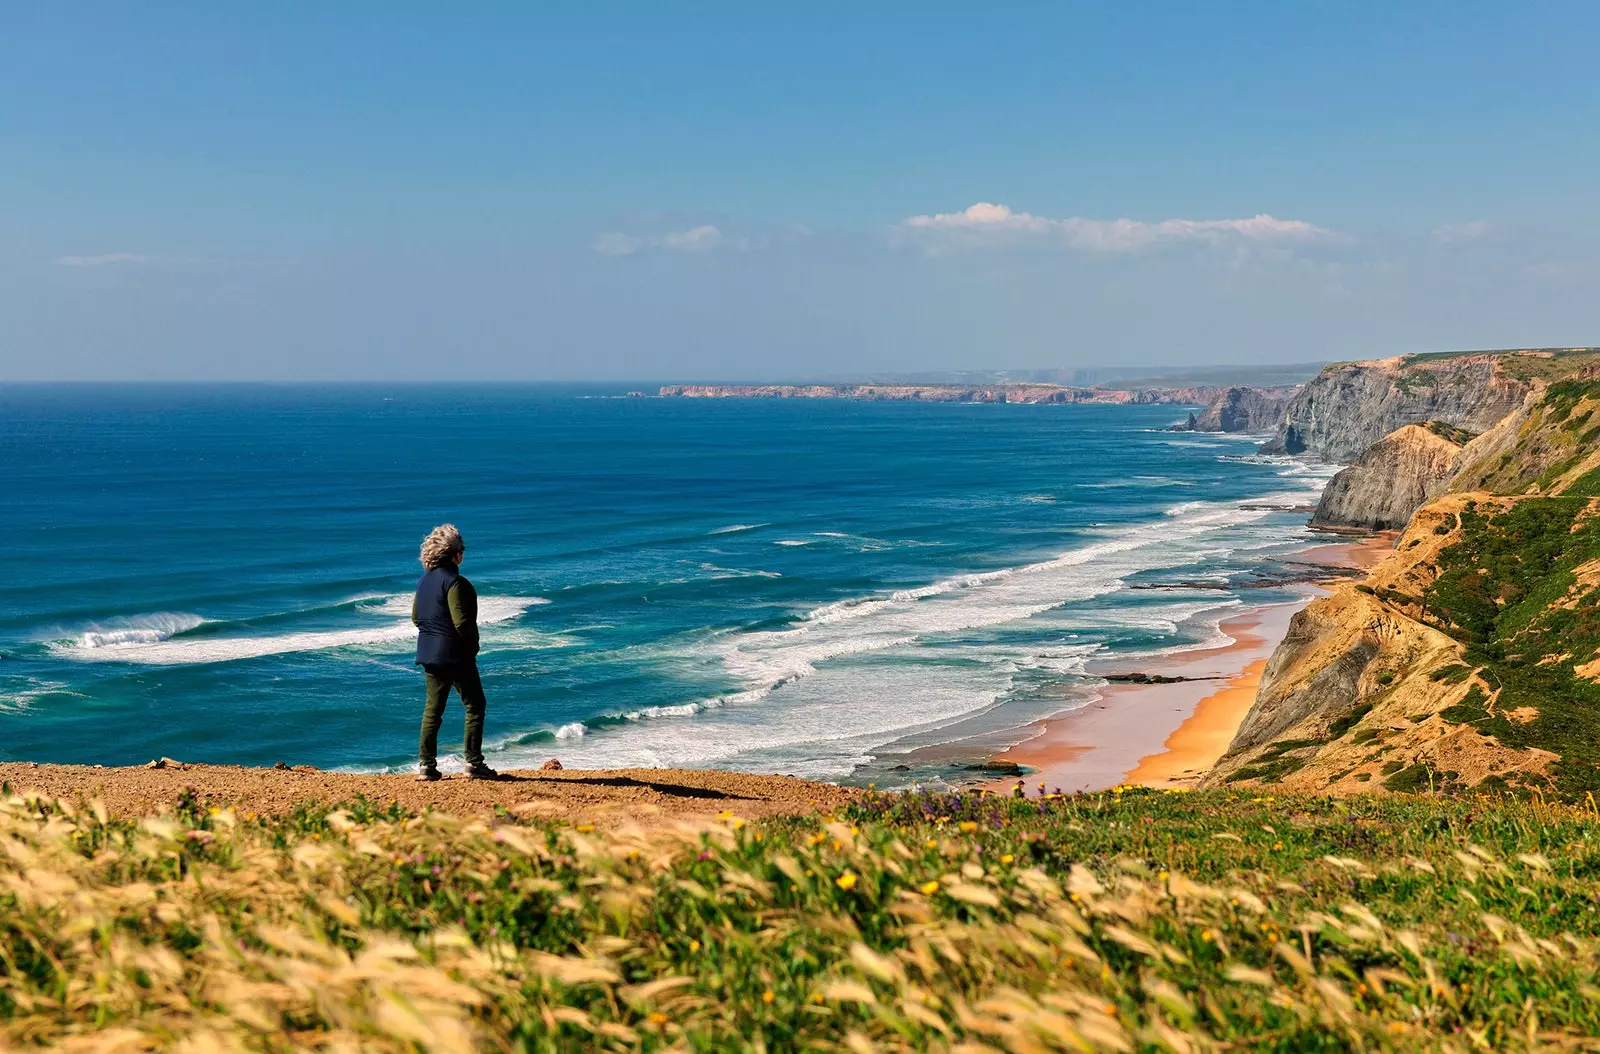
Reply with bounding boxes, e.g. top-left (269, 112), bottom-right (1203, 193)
top-left (775, 539), bottom-right (811, 546)
top-left (698, 562), bottom-right (782, 579)
top-left (368, 594), bottom-right (550, 617)
top-left (492, 495), bottom-right (1303, 779)
top-left (67, 613), bottom-right (206, 650)
top-left (52, 597), bottom-right (548, 666)
top-left (0, 678), bottom-right (81, 712)
top-left (709, 523), bottom-right (768, 535)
